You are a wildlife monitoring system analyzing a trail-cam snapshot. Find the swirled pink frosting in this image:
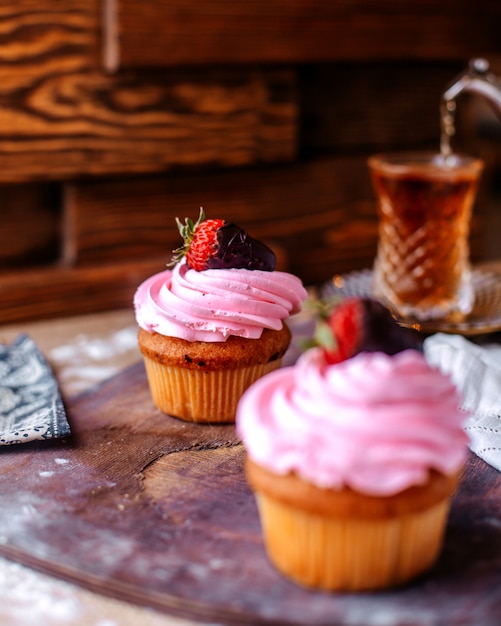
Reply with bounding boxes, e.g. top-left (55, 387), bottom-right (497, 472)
top-left (236, 348), bottom-right (469, 496)
top-left (134, 260), bottom-right (307, 342)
